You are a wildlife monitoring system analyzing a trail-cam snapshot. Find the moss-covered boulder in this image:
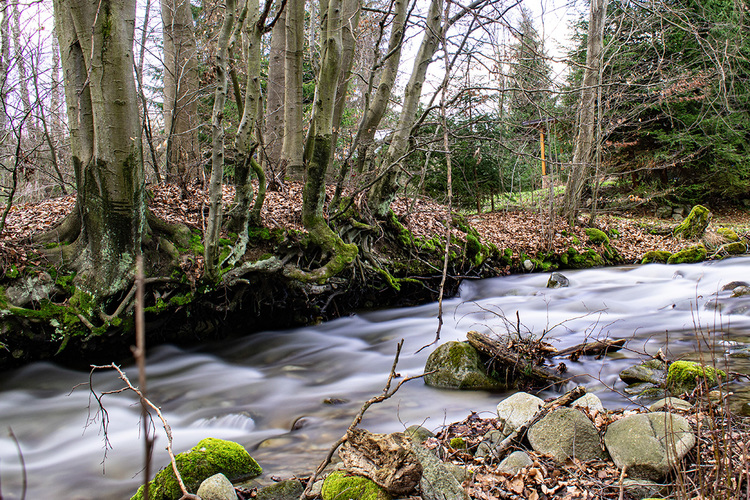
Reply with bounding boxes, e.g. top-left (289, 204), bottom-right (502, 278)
top-left (666, 245), bottom-right (706, 264)
top-left (322, 471), bottom-right (392, 500)
top-left (131, 438), bottom-right (261, 500)
top-left (720, 241), bottom-right (747, 255)
top-left (717, 227), bottom-right (739, 242)
top-left (666, 360), bottom-right (725, 396)
top-left (560, 248), bottom-right (606, 269)
top-left (673, 205), bottom-right (710, 240)
top-left (641, 250), bottom-right (672, 264)
top-left (585, 228), bottom-right (609, 245)
top-left (424, 341), bottom-right (504, 390)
